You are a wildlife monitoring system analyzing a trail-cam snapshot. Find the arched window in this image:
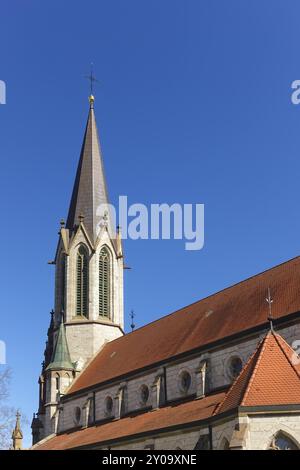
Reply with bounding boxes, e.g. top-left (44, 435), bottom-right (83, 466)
top-left (139, 385), bottom-right (150, 405)
top-left (64, 372), bottom-right (71, 388)
top-left (105, 396), bottom-right (114, 416)
top-left (55, 373), bottom-right (60, 402)
top-left (194, 435), bottom-right (210, 450)
top-left (56, 251), bottom-right (66, 314)
top-left (55, 373), bottom-right (60, 392)
top-left (268, 432), bottom-right (299, 450)
top-left (227, 356), bottom-right (243, 381)
top-left (219, 437), bottom-right (230, 450)
top-left (99, 246), bottom-right (111, 318)
top-left (74, 406), bottom-right (81, 426)
top-left (76, 245), bottom-right (88, 317)
top-left (61, 253), bottom-right (66, 312)
top-left (178, 370), bottom-right (192, 394)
